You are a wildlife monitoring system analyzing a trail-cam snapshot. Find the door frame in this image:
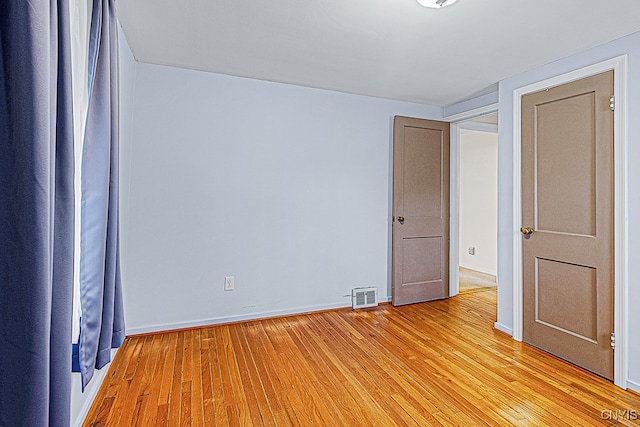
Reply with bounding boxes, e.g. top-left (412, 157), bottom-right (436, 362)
top-left (446, 104), bottom-right (499, 297)
top-left (511, 55), bottom-right (628, 388)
